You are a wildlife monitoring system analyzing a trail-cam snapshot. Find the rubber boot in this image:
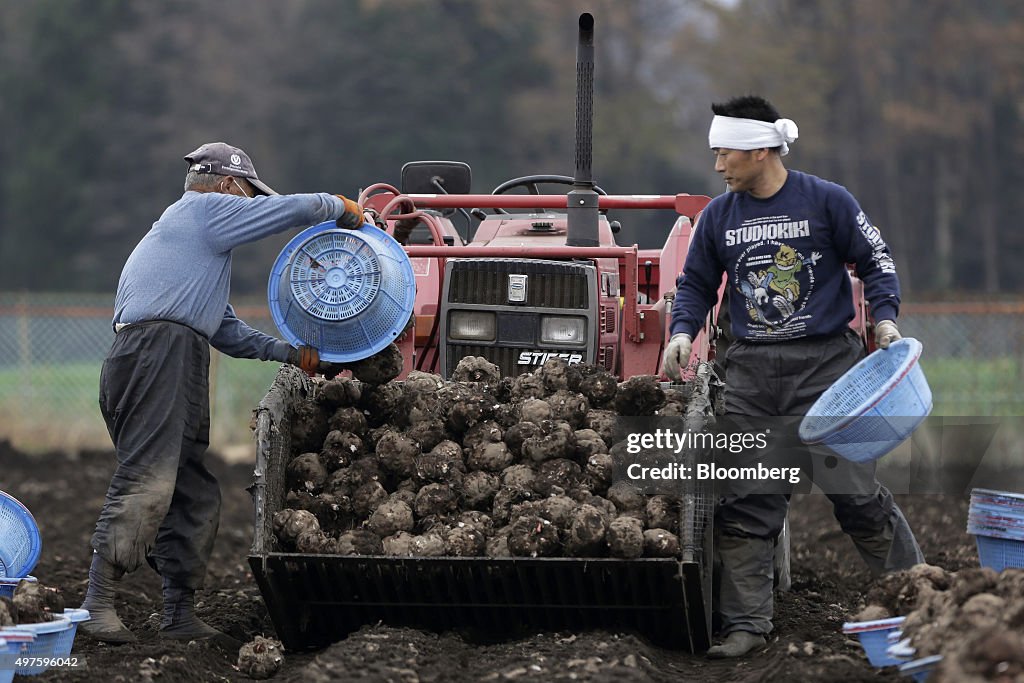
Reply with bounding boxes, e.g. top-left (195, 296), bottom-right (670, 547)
top-left (707, 631), bottom-right (767, 659)
top-left (78, 551), bottom-right (137, 644)
top-left (158, 580), bottom-right (242, 651)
